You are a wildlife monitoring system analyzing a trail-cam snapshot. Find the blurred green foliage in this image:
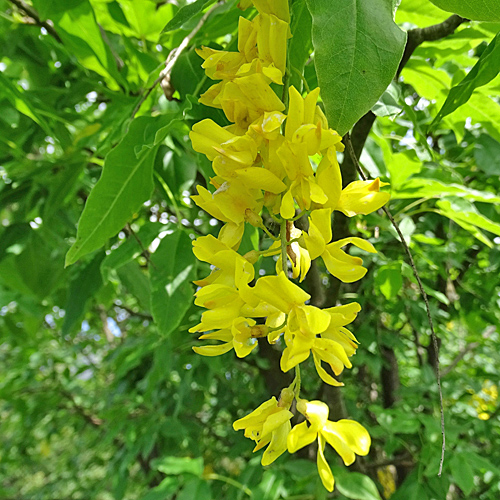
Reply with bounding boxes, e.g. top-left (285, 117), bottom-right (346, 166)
top-left (1, 0), bottom-right (500, 499)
